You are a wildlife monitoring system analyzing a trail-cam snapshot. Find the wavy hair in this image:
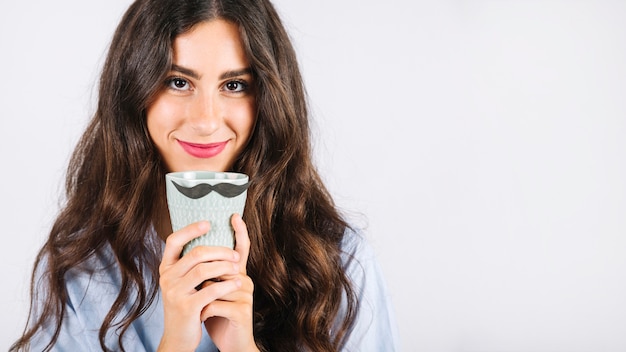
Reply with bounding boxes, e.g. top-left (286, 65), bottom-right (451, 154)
top-left (11, 0), bottom-right (357, 351)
